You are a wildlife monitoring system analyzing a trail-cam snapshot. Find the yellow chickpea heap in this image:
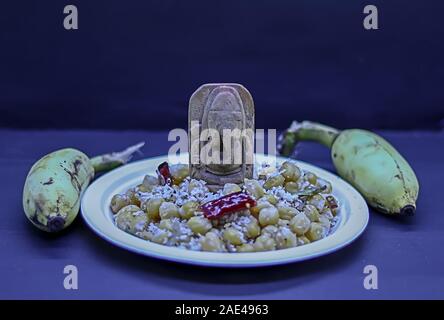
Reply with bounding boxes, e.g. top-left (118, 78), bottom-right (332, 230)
top-left (111, 161), bottom-right (339, 252)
